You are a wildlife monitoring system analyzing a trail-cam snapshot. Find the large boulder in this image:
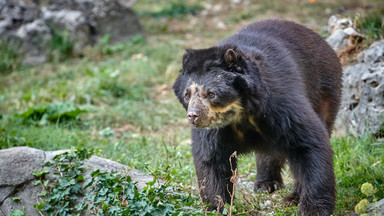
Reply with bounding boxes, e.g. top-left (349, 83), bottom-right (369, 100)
top-left (335, 40), bottom-right (384, 136)
top-left (0, 147), bottom-right (153, 216)
top-left (41, 7), bottom-right (90, 56)
top-left (0, 0), bottom-right (142, 65)
top-left (15, 19), bottom-right (52, 65)
top-left (326, 15), bottom-right (363, 55)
